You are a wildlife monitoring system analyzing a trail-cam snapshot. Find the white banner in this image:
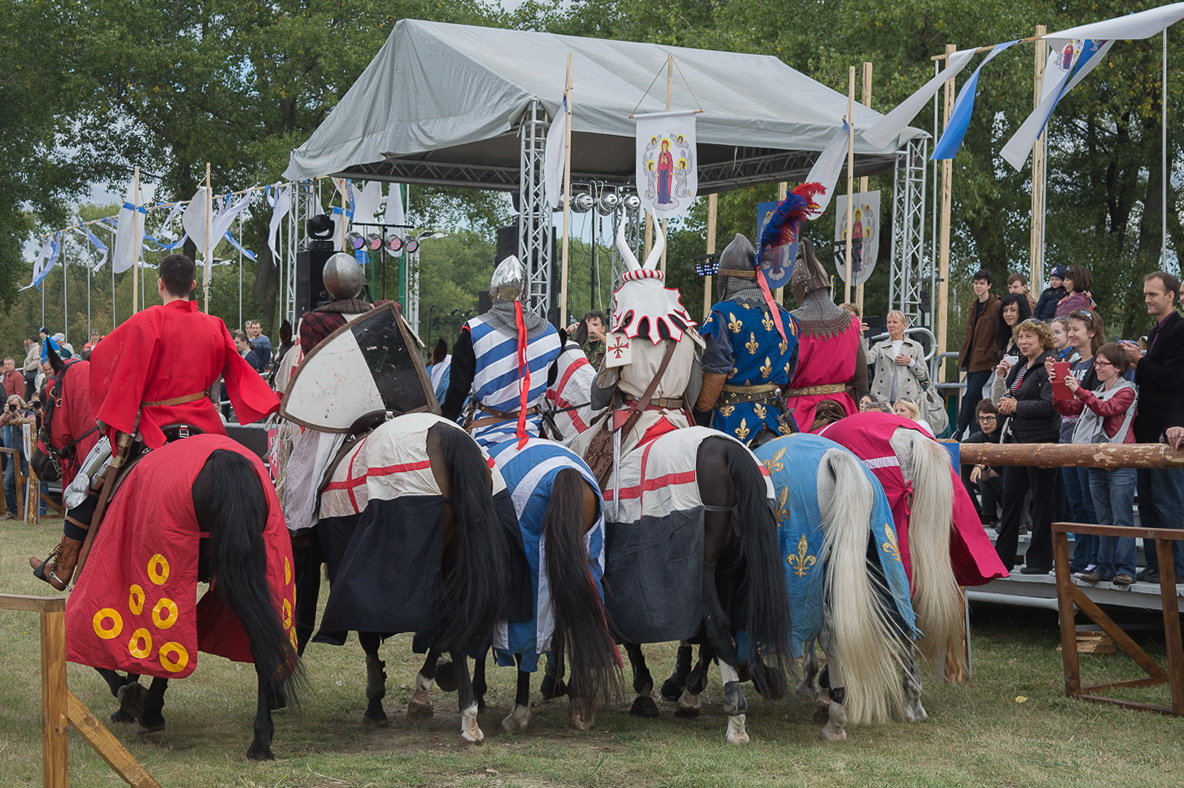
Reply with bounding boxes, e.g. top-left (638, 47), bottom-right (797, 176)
top-left (804, 122), bottom-right (849, 216)
top-left (1045, 3), bottom-right (1184, 41)
top-left (351, 180), bottom-right (383, 226)
top-left (635, 110), bottom-right (697, 219)
top-left (383, 183), bottom-right (405, 228)
top-left (268, 184), bottom-right (291, 264)
top-left (864, 49), bottom-right (975, 149)
top-left (111, 177), bottom-right (144, 274)
top-left (833, 191), bottom-right (880, 287)
top-left (544, 97), bottom-right (568, 209)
